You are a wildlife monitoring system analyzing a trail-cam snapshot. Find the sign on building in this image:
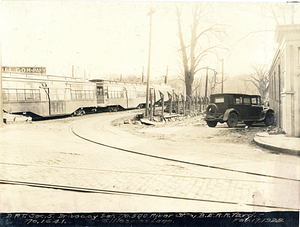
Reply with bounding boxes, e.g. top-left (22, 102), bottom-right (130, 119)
top-left (2, 66), bottom-right (46, 74)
